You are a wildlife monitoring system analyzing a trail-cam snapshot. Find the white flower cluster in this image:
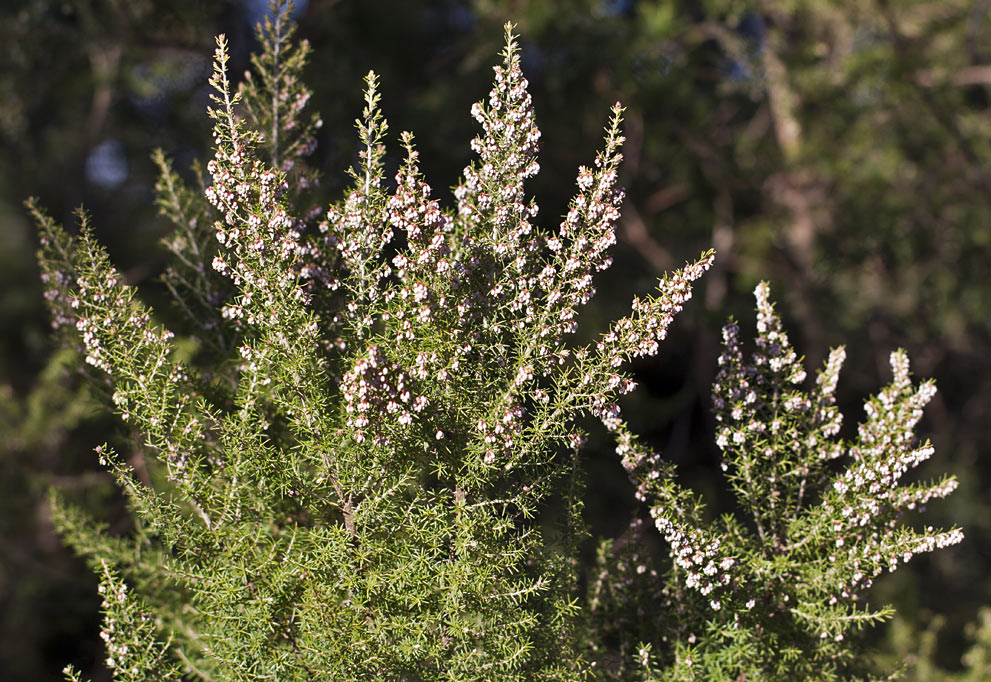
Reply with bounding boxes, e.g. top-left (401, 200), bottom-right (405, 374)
top-left (706, 285), bottom-right (963, 636)
top-left (452, 33), bottom-right (546, 348)
top-left (713, 284), bottom-right (849, 509)
top-left (606, 422), bottom-right (738, 602)
top-left (538, 107), bottom-right (628, 353)
top-left (341, 345), bottom-right (429, 445)
top-left (93, 560), bottom-right (178, 680)
top-left (321, 179), bottom-right (392, 289)
top-left (384, 142), bottom-right (455, 330)
top-left (206, 39), bottom-right (309, 338)
top-left (651, 508), bottom-right (736, 597)
top-left (613, 430), bottom-right (666, 503)
top-left (457, 39), bottom-right (541, 237)
top-left (817, 350), bottom-right (962, 598)
top-left (600, 255), bottom-right (714, 366)
top-left (98, 578), bottom-right (130, 671)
